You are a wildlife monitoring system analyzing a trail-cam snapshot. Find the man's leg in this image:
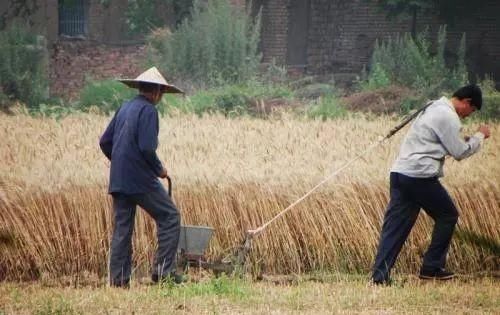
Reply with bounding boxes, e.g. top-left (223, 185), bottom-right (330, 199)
top-left (406, 177), bottom-right (459, 273)
top-left (110, 193), bottom-right (137, 287)
top-left (136, 185), bottom-right (181, 281)
top-left (372, 173), bottom-right (420, 283)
